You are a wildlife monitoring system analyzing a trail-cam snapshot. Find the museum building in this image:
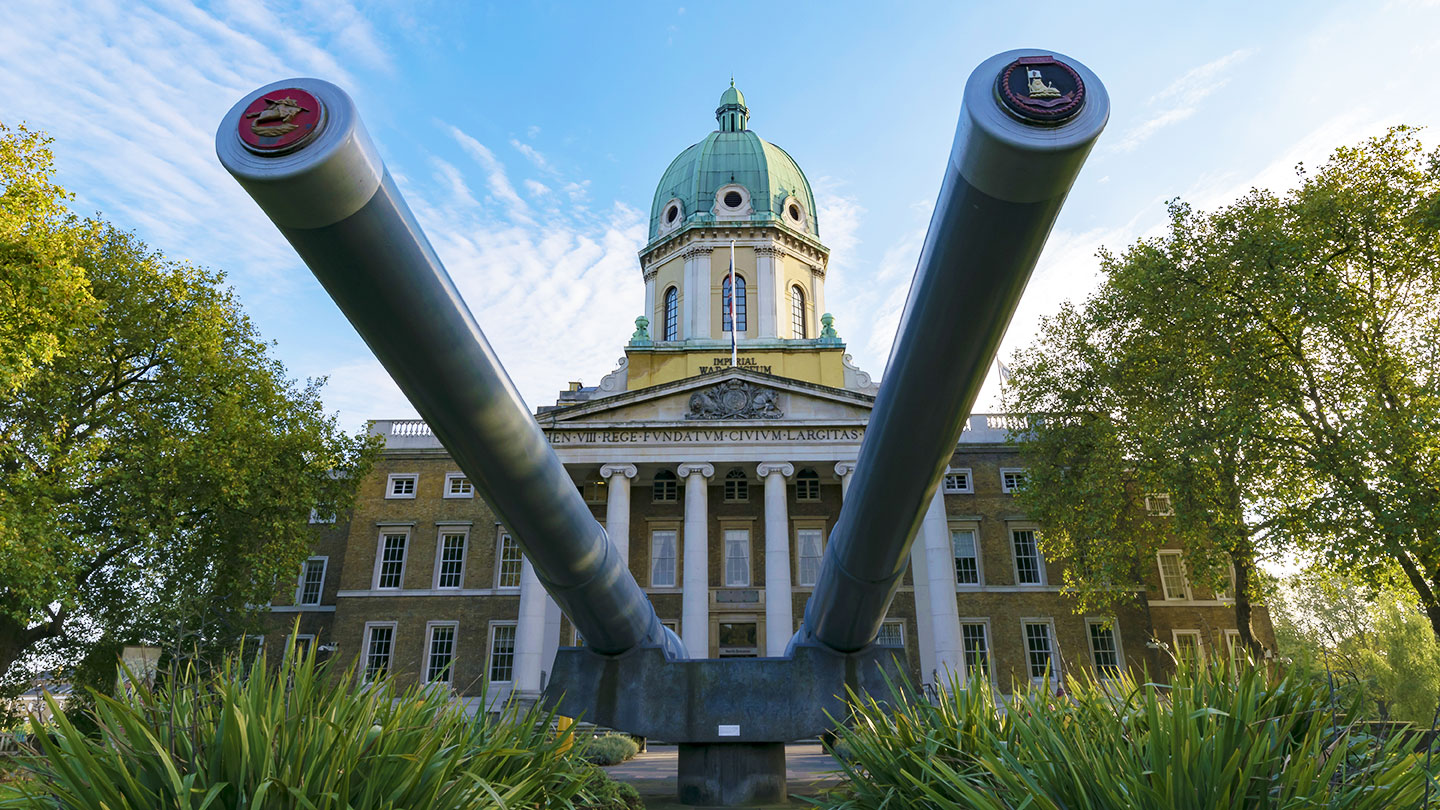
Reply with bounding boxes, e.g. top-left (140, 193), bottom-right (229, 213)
top-left (267, 84), bottom-right (1273, 708)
